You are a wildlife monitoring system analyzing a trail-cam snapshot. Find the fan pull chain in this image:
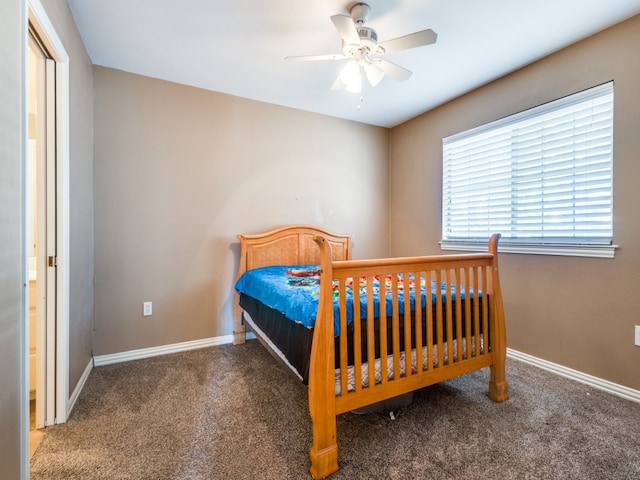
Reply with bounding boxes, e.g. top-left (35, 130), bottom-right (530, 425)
top-left (357, 95), bottom-right (364, 111)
